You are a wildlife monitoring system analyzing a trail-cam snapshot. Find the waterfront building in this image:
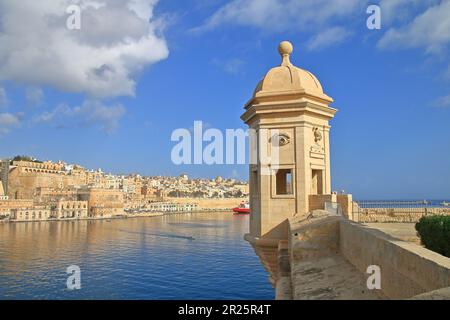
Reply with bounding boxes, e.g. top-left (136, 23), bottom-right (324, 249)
top-left (0, 207), bottom-right (9, 218)
top-left (145, 202), bottom-right (198, 213)
top-left (0, 197), bottom-right (89, 221)
top-left (0, 182), bottom-right (8, 200)
top-left (10, 206), bottom-right (52, 221)
top-left (0, 185), bottom-right (11, 218)
top-left (53, 200), bottom-right (88, 219)
top-left (78, 187), bottom-right (125, 218)
top-left (1, 155), bottom-right (248, 220)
